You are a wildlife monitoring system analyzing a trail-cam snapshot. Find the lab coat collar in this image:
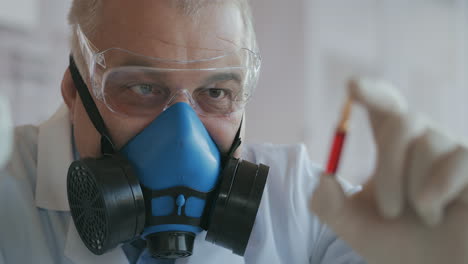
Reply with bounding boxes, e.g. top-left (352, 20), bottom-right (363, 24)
top-left (34, 104), bottom-right (128, 263)
top-left (35, 104), bottom-right (73, 211)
